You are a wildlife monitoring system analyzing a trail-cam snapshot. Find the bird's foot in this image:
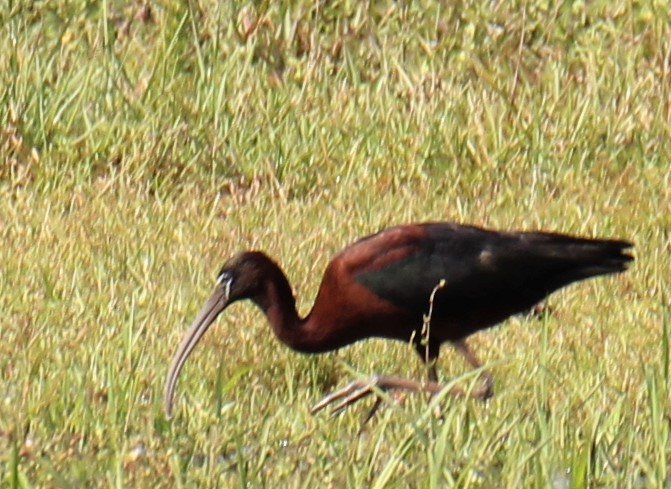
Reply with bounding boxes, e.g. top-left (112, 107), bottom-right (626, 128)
top-left (310, 375), bottom-right (443, 417)
top-left (478, 372), bottom-right (494, 399)
top-left (310, 372), bottom-right (493, 421)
